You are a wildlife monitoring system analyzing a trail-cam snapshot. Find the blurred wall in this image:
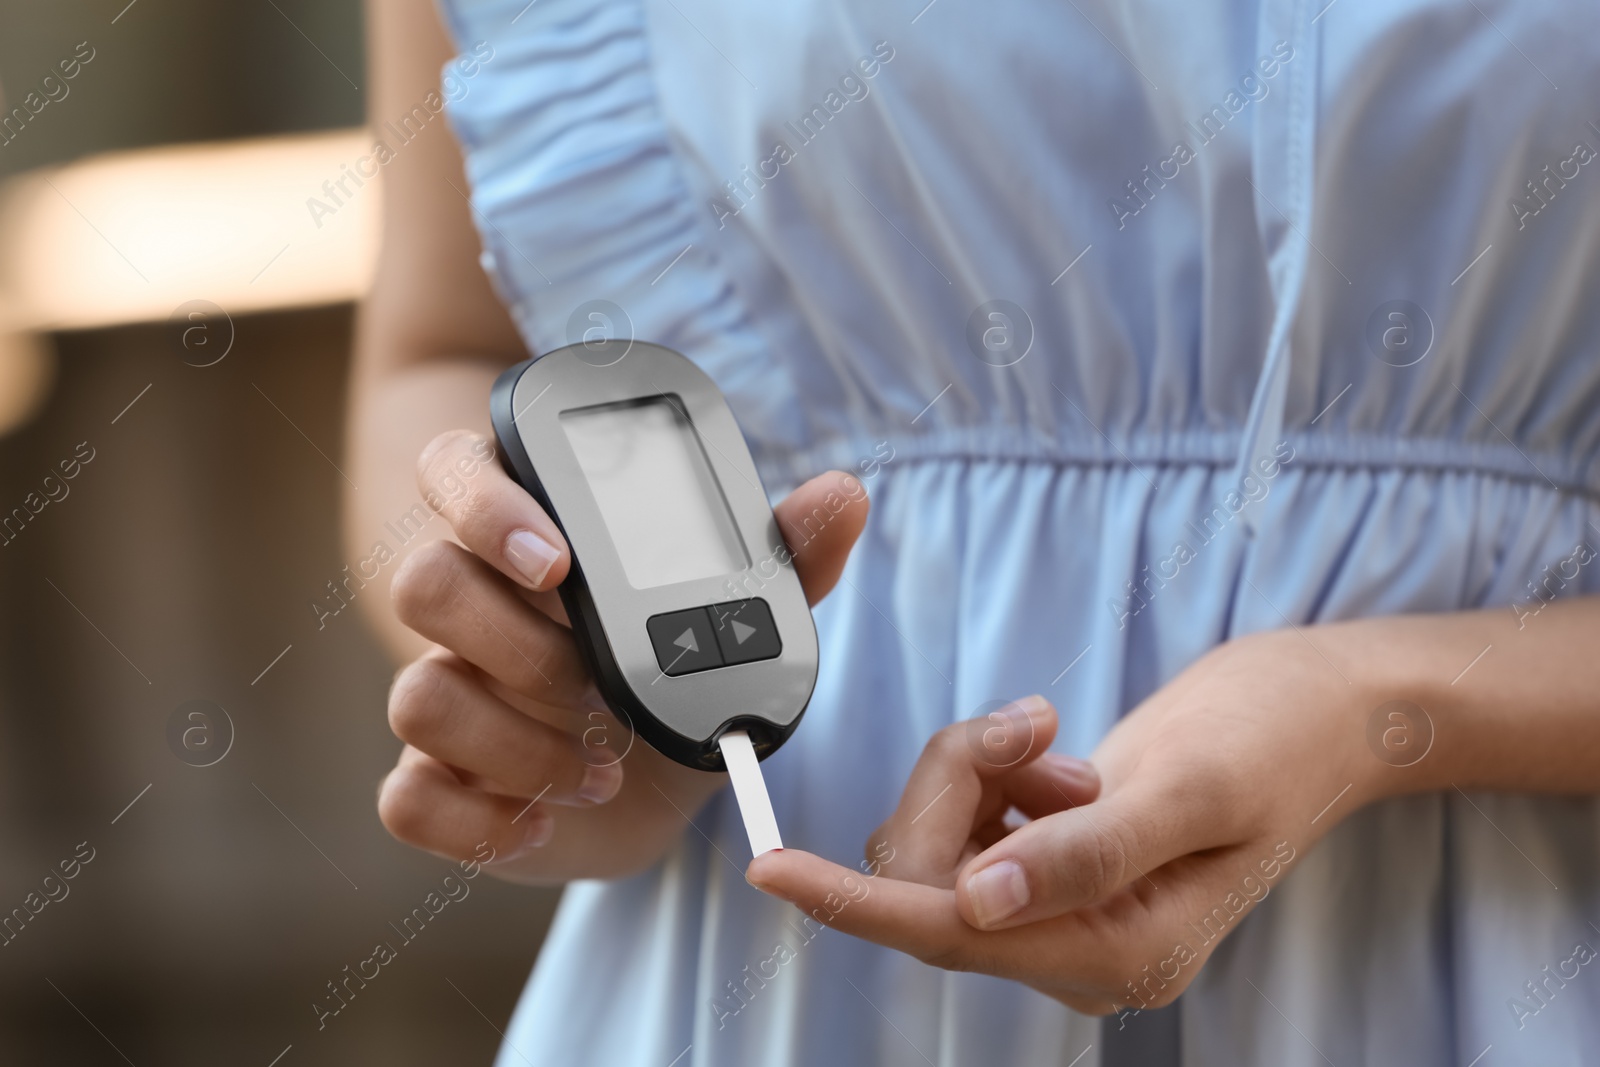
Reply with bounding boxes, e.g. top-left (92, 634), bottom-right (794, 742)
top-left (0, 309), bottom-right (559, 1066)
top-left (0, 3), bottom-right (561, 1064)
top-left (0, 0), bottom-right (363, 178)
